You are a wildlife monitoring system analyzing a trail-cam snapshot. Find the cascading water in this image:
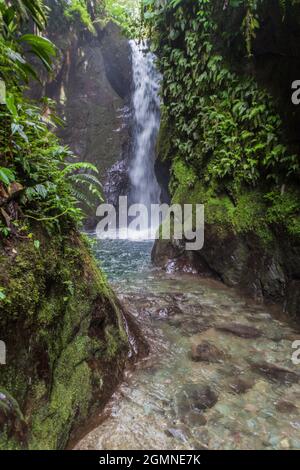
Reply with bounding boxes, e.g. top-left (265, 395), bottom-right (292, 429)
top-left (129, 40), bottom-right (161, 213)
